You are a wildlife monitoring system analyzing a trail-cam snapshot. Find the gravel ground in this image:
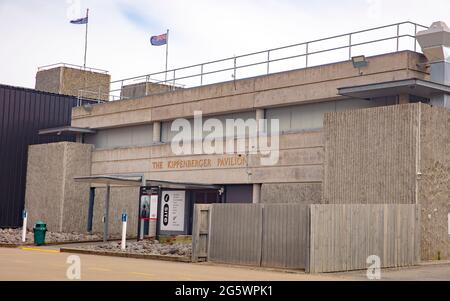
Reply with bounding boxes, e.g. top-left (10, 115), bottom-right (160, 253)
top-left (0, 228), bottom-right (102, 245)
top-left (73, 240), bottom-right (192, 257)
